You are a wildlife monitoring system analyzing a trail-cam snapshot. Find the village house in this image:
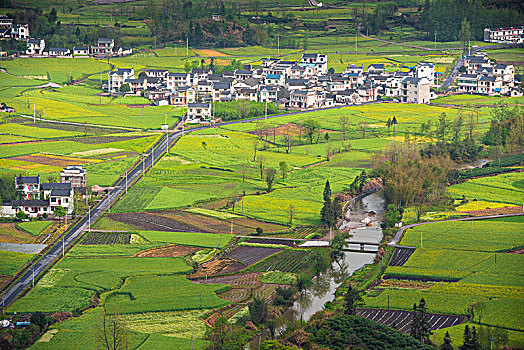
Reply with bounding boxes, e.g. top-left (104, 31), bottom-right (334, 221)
top-left (108, 68), bottom-right (135, 94)
top-left (301, 53), bottom-right (328, 75)
top-left (15, 175), bottom-right (40, 200)
top-left (60, 165), bottom-right (88, 190)
top-left (44, 47), bottom-right (71, 57)
top-left (73, 46), bottom-right (90, 56)
top-left (167, 72), bottom-right (191, 89)
top-left (3, 199), bottom-right (51, 219)
top-left (399, 77), bottom-right (431, 104)
top-left (26, 38), bottom-right (45, 56)
top-left (91, 38), bottom-right (115, 56)
top-left (186, 103), bottom-right (212, 123)
top-left (484, 26), bottom-right (524, 44)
